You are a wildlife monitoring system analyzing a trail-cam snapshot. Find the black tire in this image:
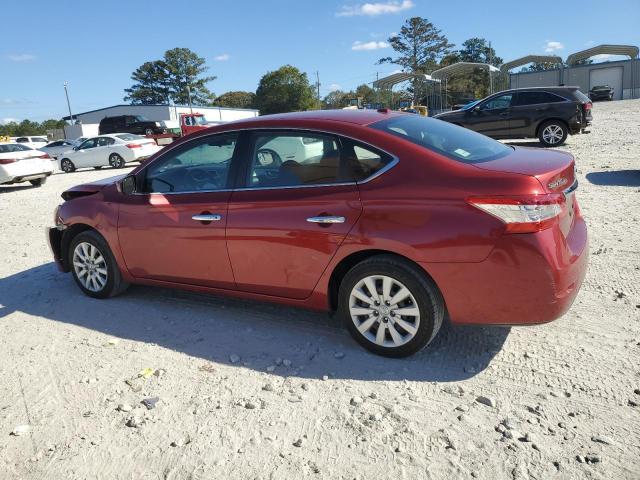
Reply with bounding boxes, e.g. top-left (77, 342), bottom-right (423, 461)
top-left (60, 159), bottom-right (75, 173)
top-left (144, 128), bottom-right (154, 136)
top-left (68, 230), bottom-right (129, 299)
top-left (109, 153), bottom-right (125, 169)
top-left (29, 177), bottom-right (47, 187)
top-left (538, 120), bottom-right (568, 147)
top-left (338, 254), bottom-right (444, 357)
